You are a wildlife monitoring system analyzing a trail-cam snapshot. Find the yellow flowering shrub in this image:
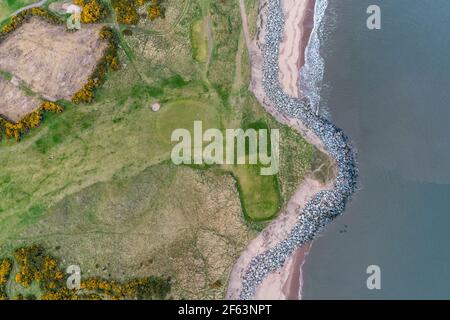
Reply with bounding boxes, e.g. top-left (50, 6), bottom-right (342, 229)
top-left (112, 0), bottom-right (139, 25)
top-left (75, 0), bottom-right (108, 24)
